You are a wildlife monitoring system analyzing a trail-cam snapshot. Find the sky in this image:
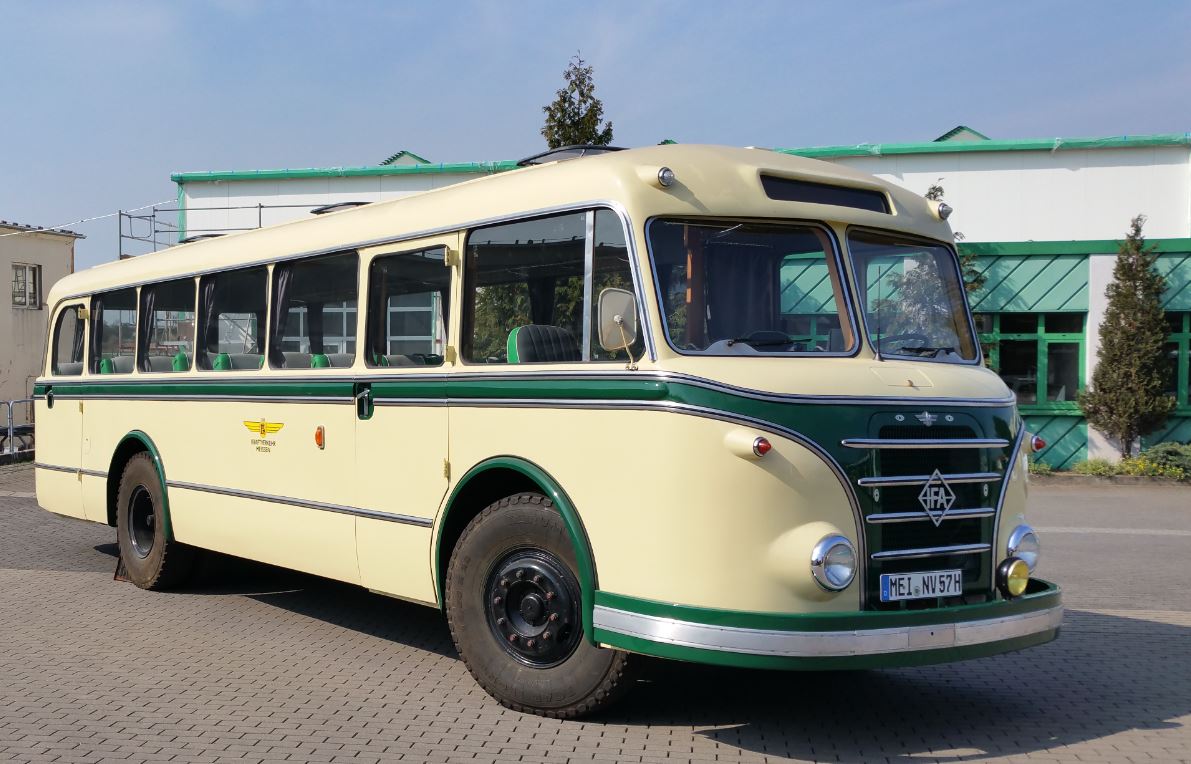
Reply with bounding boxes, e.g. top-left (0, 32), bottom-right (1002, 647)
top-left (2, 0), bottom-right (1190, 270)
